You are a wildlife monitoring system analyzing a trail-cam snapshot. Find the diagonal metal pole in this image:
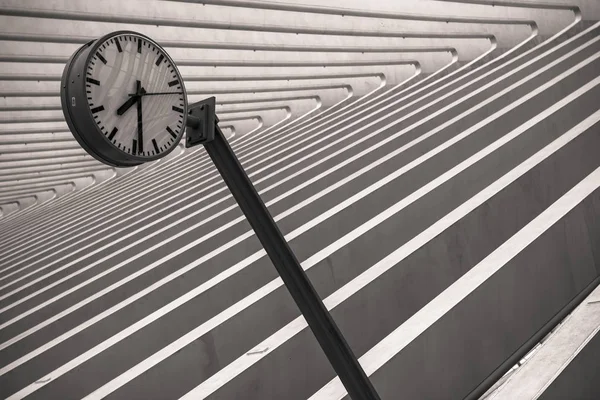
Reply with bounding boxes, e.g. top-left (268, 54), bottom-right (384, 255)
top-left (198, 121), bottom-right (381, 400)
